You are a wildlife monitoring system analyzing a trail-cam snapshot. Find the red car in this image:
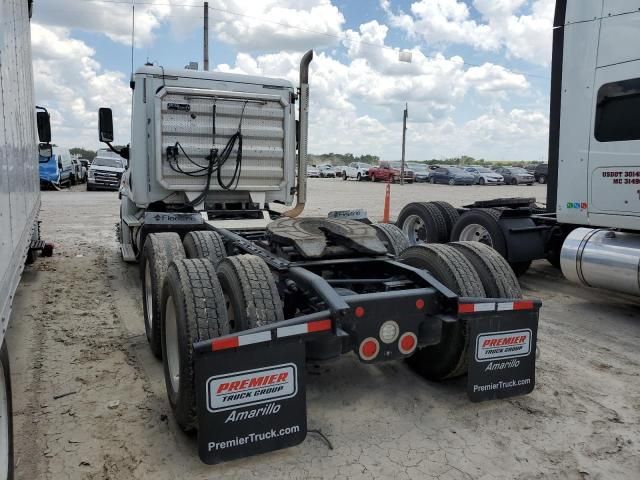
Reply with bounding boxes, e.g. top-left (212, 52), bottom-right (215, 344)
top-left (369, 161), bottom-right (415, 183)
